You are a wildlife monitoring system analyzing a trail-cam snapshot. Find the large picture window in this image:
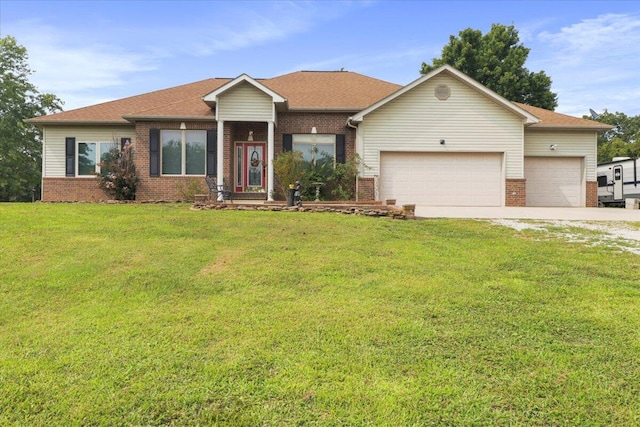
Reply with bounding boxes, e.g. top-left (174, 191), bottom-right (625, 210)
top-left (293, 134), bottom-right (336, 167)
top-left (162, 130), bottom-right (206, 175)
top-left (77, 141), bottom-right (117, 176)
